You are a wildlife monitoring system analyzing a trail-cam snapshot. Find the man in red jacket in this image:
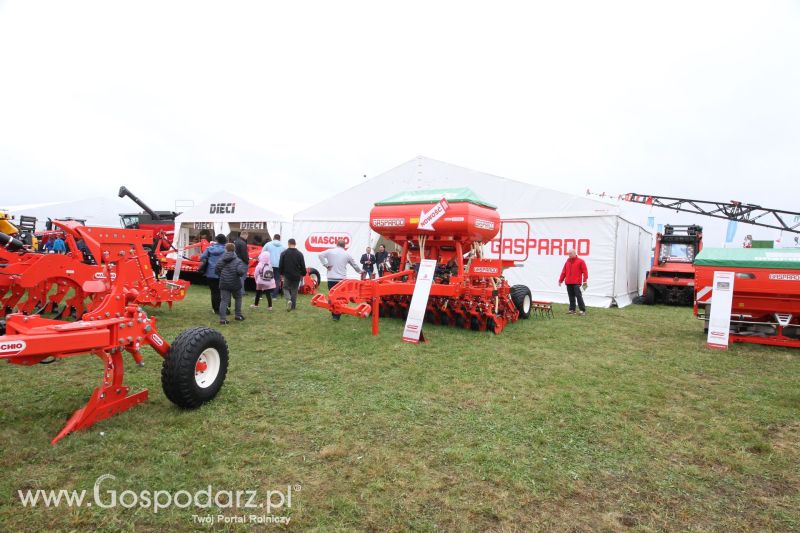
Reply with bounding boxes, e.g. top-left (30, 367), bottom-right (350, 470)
top-left (558, 249), bottom-right (588, 315)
